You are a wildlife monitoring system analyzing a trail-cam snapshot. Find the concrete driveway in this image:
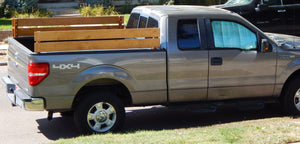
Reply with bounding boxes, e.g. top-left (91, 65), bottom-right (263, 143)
top-left (0, 65), bottom-right (286, 144)
top-left (0, 66), bottom-right (80, 144)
